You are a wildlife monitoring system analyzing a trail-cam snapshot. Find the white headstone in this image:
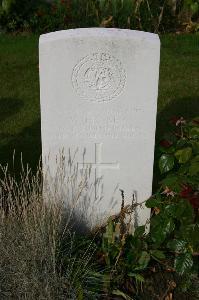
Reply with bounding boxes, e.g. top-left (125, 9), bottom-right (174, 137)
top-left (39, 28), bottom-right (160, 229)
